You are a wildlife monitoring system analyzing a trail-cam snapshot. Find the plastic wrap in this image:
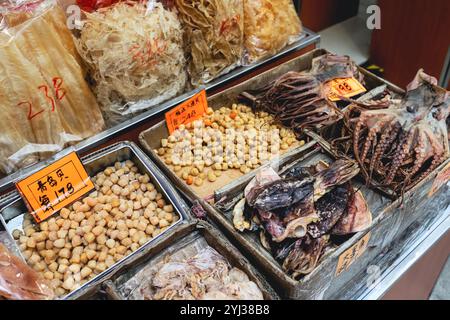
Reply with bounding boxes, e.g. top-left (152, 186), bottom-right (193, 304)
top-left (175, 0), bottom-right (244, 86)
top-left (243, 0), bottom-right (302, 64)
top-left (122, 238), bottom-right (264, 300)
top-left (0, 244), bottom-right (54, 300)
top-left (0, 0), bottom-right (105, 174)
top-left (76, 1), bottom-right (187, 125)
